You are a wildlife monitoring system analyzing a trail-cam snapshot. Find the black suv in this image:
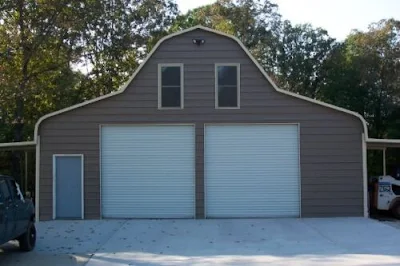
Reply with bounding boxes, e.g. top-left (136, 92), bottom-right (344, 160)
top-left (0, 175), bottom-right (36, 251)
